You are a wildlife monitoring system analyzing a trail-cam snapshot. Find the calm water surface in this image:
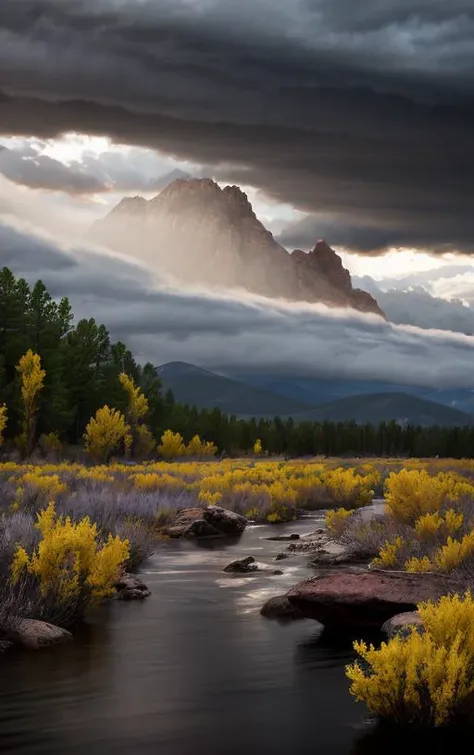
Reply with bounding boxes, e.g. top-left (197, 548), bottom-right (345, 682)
top-left (0, 516), bottom-right (451, 755)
